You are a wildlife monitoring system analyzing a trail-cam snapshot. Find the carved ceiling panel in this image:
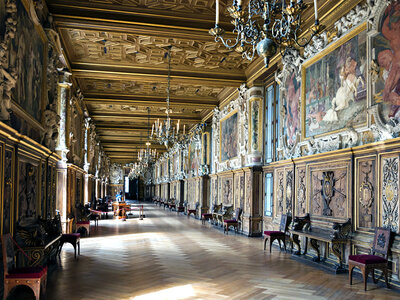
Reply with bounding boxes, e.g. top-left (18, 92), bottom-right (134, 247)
top-left (62, 29), bottom-right (248, 71)
top-left (87, 103), bottom-right (204, 116)
top-left (78, 78), bottom-right (223, 98)
top-left (53, 0), bottom-right (230, 15)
